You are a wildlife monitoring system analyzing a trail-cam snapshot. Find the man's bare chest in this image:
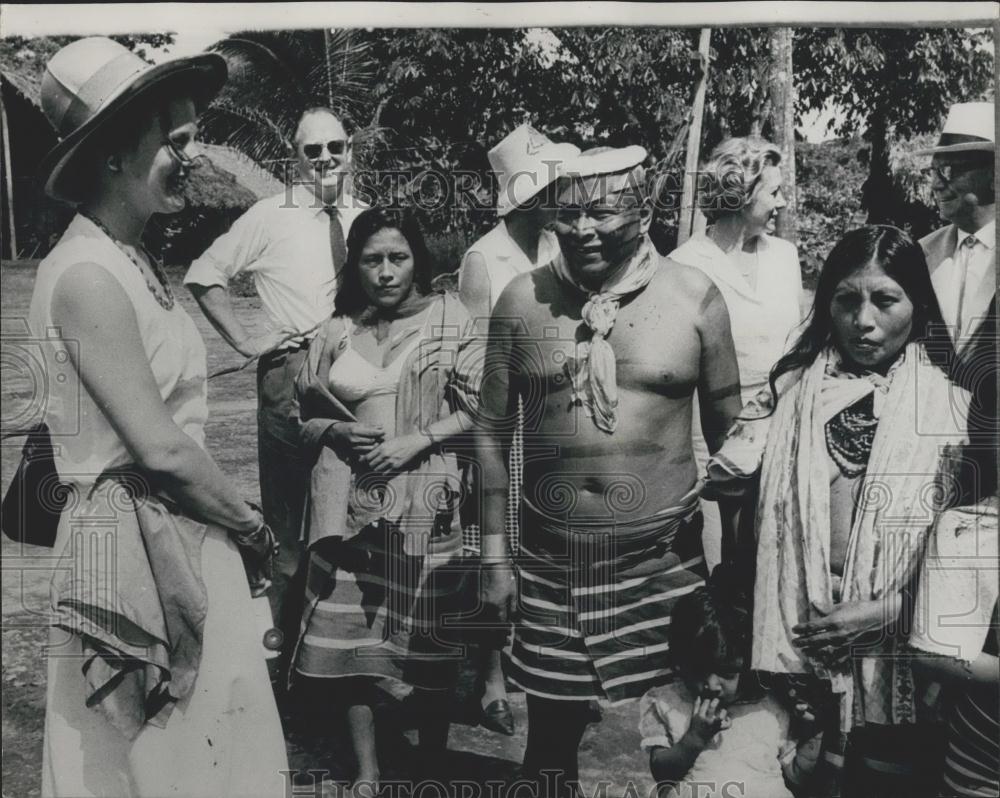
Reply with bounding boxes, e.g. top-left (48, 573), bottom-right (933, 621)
top-left (512, 299), bottom-right (701, 395)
